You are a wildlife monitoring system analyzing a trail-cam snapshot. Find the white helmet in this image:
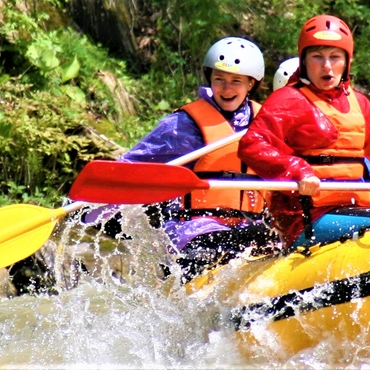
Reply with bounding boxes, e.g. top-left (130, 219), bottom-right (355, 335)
top-left (273, 57), bottom-right (299, 91)
top-left (203, 37), bottom-right (264, 81)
